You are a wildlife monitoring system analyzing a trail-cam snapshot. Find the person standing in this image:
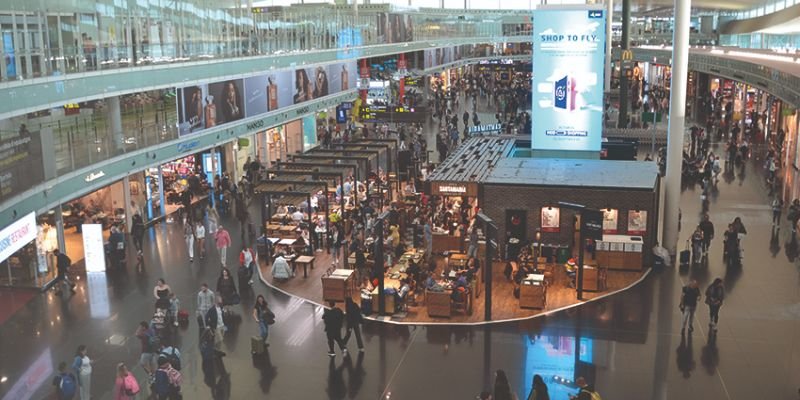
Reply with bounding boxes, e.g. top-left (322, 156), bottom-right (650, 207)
top-left (680, 280), bottom-right (701, 333)
top-left (195, 221), bottom-right (207, 260)
top-left (424, 220), bottom-right (432, 260)
top-left (53, 249), bottom-right (76, 293)
top-left (72, 345), bottom-right (93, 400)
top-left (253, 295), bottom-right (275, 347)
top-left (330, 225), bottom-right (342, 266)
top-left (322, 301), bottom-right (348, 357)
top-left (705, 278), bottom-right (725, 331)
top-left (135, 321), bottom-right (156, 374)
top-left (343, 297), bottom-right (365, 352)
top-left (184, 221), bottom-right (195, 262)
top-left (698, 215), bottom-right (714, 255)
top-left (113, 363), bottom-right (140, 400)
top-left (131, 214), bottom-right (145, 255)
top-left (52, 361), bottom-right (77, 400)
top-left (205, 297), bottom-right (227, 351)
top-left (467, 224), bottom-right (479, 259)
top-left (215, 226), bottom-right (232, 266)
top-left (196, 283), bottom-right (215, 329)
top-left (526, 374), bottom-right (550, 400)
